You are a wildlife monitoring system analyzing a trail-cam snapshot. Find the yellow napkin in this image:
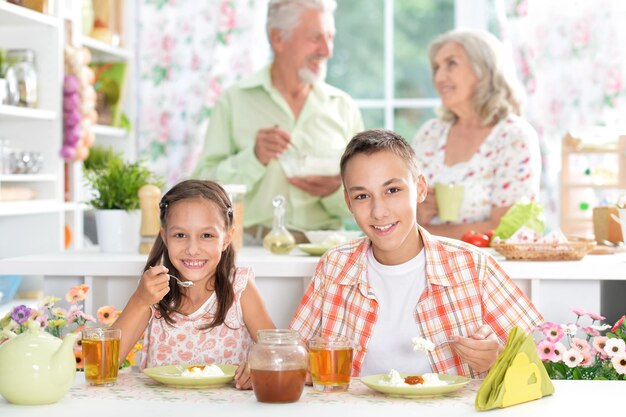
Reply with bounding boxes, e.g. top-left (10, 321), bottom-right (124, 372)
top-left (475, 326), bottom-right (554, 411)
